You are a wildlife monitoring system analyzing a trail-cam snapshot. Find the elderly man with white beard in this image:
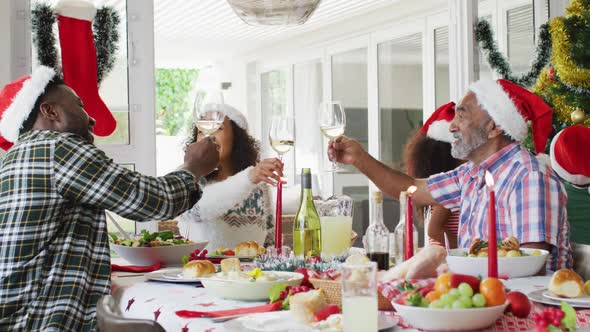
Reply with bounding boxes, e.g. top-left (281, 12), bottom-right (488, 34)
top-left (329, 79), bottom-right (572, 272)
